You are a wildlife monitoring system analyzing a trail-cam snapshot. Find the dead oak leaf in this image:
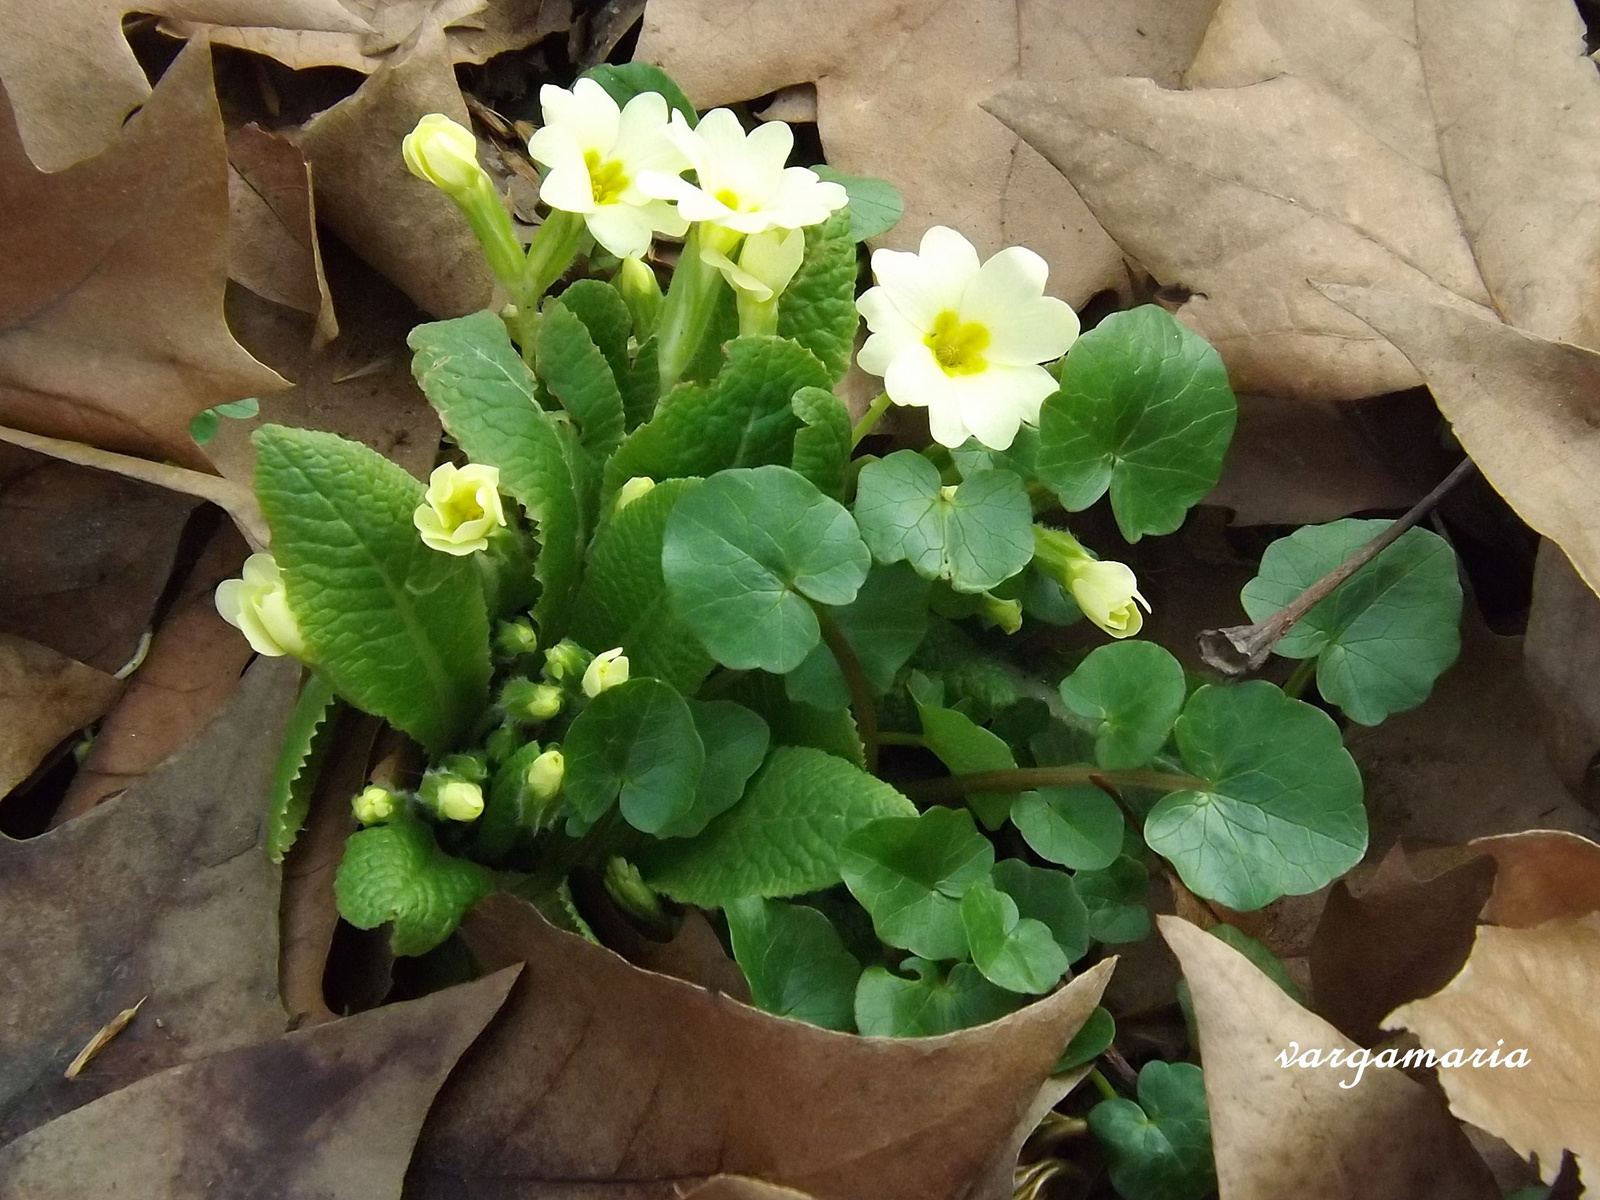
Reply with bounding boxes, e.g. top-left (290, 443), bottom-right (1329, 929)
top-left (0, 969), bottom-right (518, 1199)
top-left (989, 0), bottom-right (1600, 399)
top-left (1385, 915), bottom-right (1600, 1183)
top-left (0, 633), bottom-right (122, 797)
top-left (1470, 830), bottom-right (1600, 929)
top-left (0, 38), bottom-right (287, 469)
